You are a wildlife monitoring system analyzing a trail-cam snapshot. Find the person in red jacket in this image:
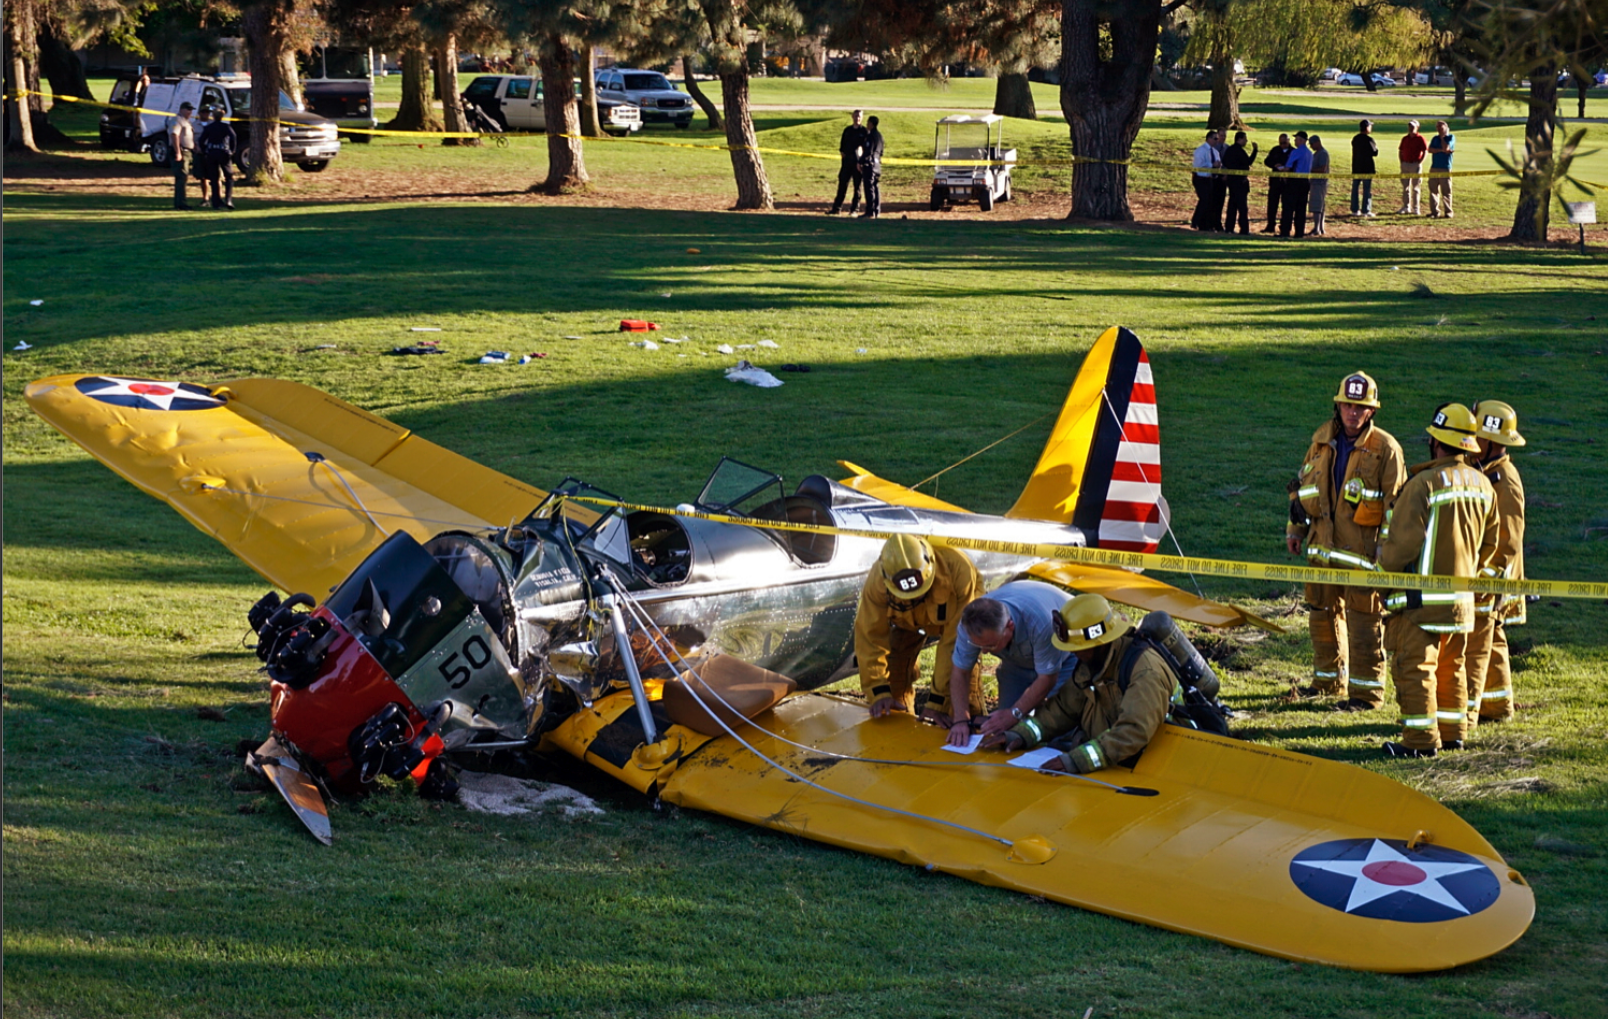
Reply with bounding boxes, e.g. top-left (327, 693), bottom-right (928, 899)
top-left (1397, 120), bottom-right (1428, 216)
